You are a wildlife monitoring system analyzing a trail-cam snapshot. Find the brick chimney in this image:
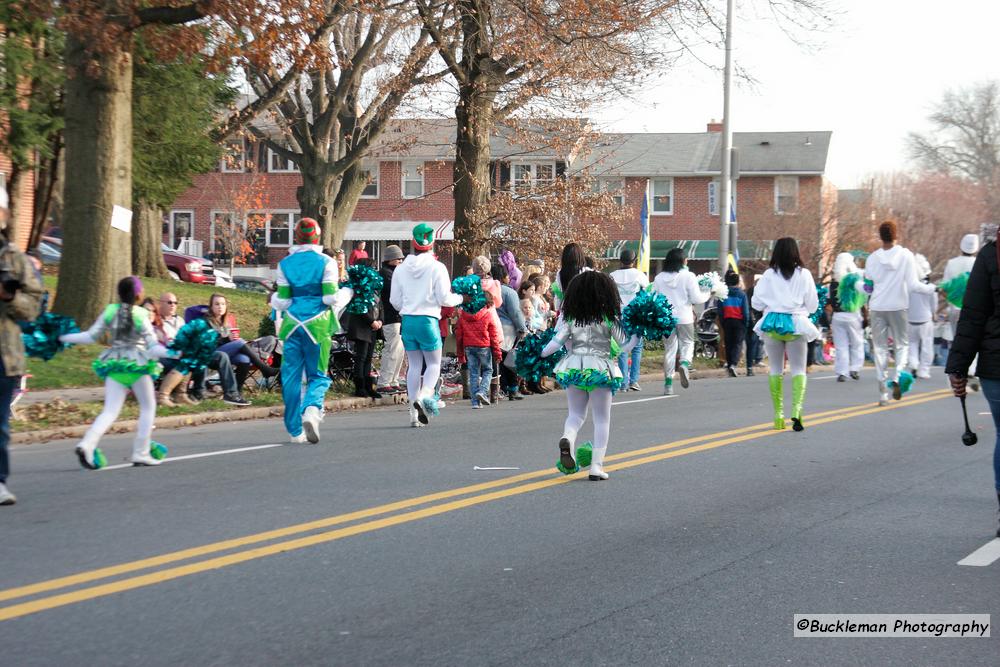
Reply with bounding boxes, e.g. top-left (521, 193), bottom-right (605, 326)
top-left (707, 119), bottom-right (723, 133)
